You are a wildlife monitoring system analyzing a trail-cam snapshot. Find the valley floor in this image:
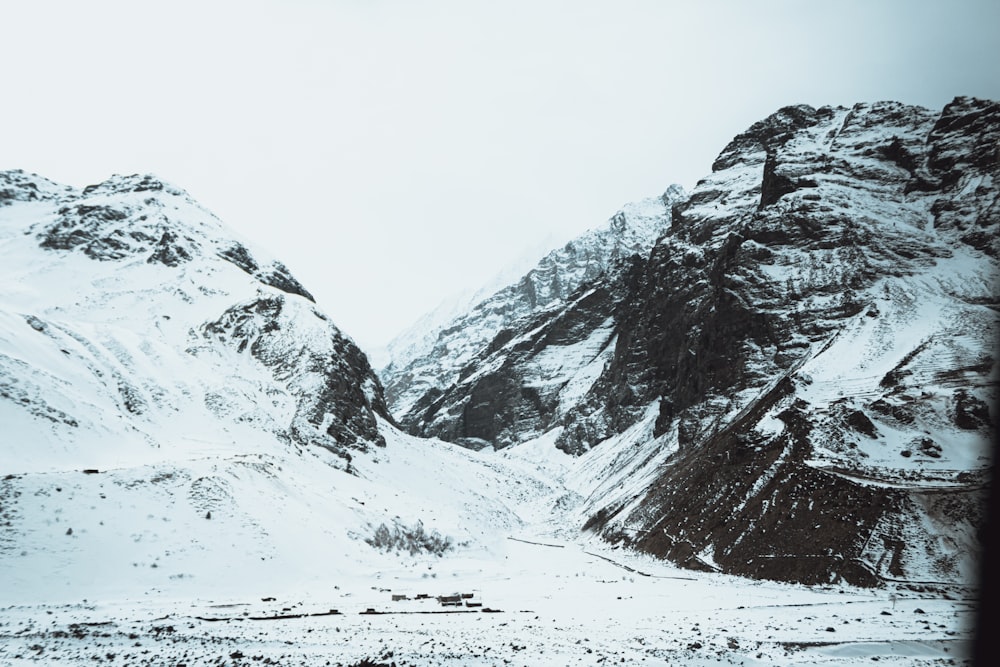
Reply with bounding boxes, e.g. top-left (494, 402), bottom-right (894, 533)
top-left (0, 425), bottom-right (981, 666)
top-left (0, 535), bottom-right (977, 666)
